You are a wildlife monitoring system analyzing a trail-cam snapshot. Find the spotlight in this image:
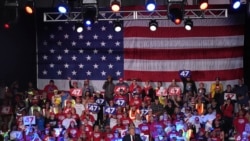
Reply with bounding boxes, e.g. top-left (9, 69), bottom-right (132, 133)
top-left (75, 22), bottom-right (84, 33)
top-left (4, 23), bottom-right (10, 29)
top-left (83, 7), bottom-right (97, 27)
top-left (149, 20), bottom-right (158, 31)
top-left (169, 8), bottom-right (183, 25)
top-left (232, 0), bottom-right (241, 9)
top-left (145, 0), bottom-right (156, 11)
top-left (57, 1), bottom-right (69, 14)
top-left (110, 0), bottom-right (121, 12)
top-left (24, 0), bottom-right (34, 14)
top-left (113, 20), bottom-right (122, 32)
top-left (184, 19), bottom-right (193, 31)
top-left (199, 0), bottom-right (208, 10)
